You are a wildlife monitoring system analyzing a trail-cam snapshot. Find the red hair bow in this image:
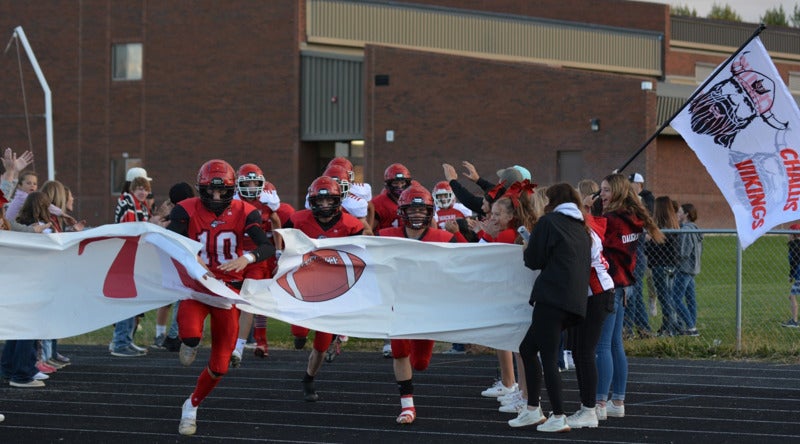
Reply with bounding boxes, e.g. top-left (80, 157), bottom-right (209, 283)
top-left (504, 179), bottom-right (537, 208)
